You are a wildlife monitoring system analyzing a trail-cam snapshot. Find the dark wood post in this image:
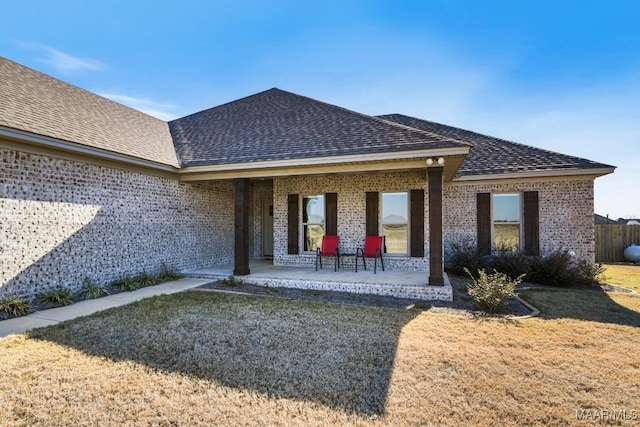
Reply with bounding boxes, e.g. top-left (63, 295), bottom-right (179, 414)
top-left (428, 167), bottom-right (444, 286)
top-left (234, 178), bottom-right (250, 276)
